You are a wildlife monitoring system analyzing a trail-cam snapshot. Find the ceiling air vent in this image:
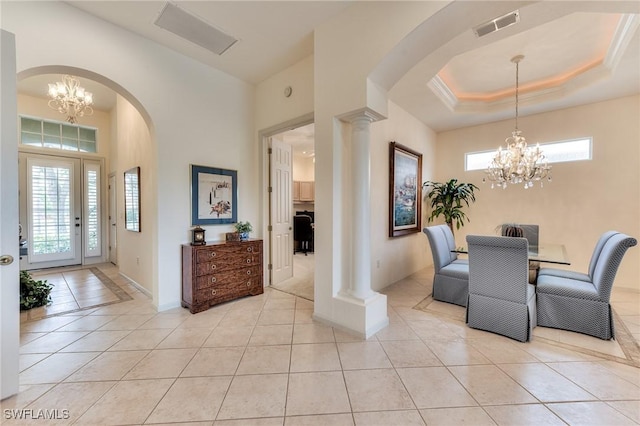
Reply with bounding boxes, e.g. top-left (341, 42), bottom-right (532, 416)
top-left (154, 2), bottom-right (238, 55)
top-left (473, 10), bottom-right (520, 38)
